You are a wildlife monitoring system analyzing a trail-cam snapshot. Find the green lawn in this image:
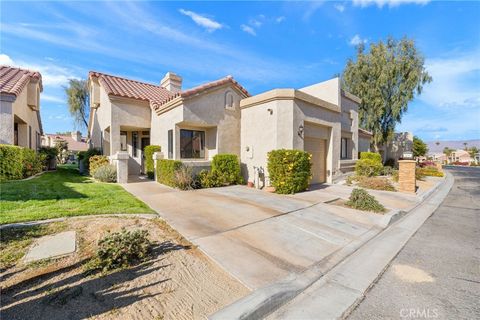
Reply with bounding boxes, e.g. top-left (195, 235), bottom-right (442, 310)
top-left (0, 165), bottom-right (155, 225)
